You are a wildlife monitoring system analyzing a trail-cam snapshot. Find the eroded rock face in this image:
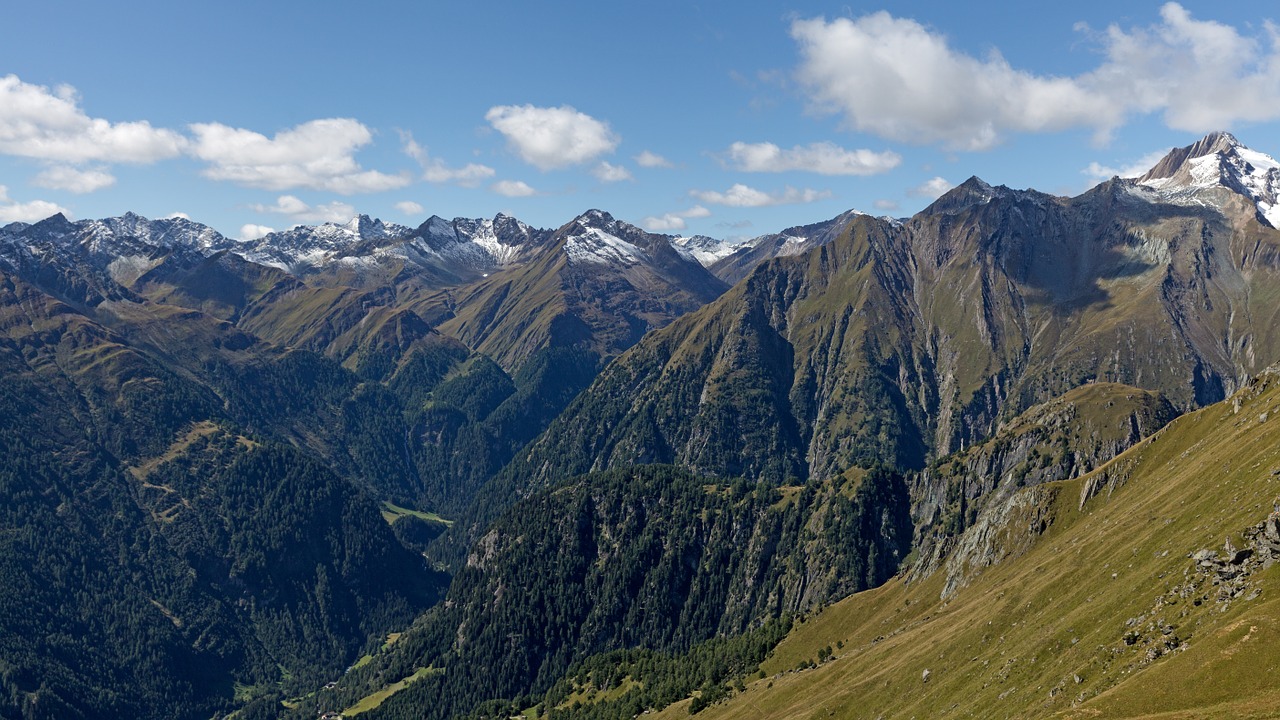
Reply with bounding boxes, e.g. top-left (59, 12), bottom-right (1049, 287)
top-left (936, 483), bottom-right (1059, 599)
top-left (910, 384), bottom-right (1174, 581)
top-left (1187, 505), bottom-right (1280, 603)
